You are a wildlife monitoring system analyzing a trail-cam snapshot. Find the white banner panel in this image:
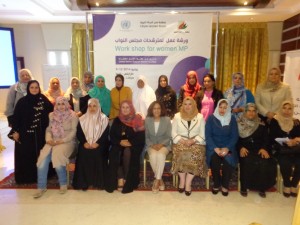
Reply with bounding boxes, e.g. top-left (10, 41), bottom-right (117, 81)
top-left (283, 50), bottom-right (300, 119)
top-left (93, 14), bottom-right (212, 91)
